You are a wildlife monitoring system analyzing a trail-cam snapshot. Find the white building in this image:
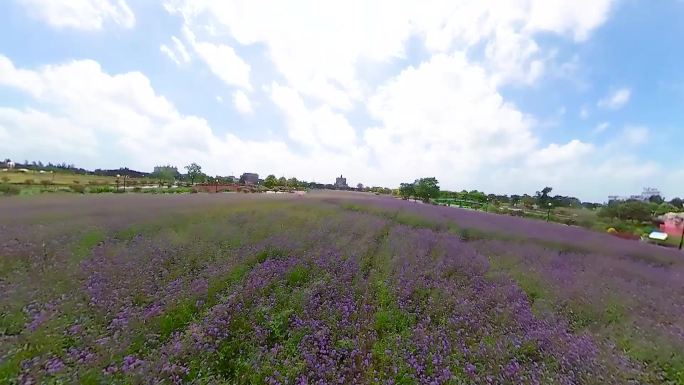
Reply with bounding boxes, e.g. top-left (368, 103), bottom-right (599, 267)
top-left (609, 187), bottom-right (662, 202)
